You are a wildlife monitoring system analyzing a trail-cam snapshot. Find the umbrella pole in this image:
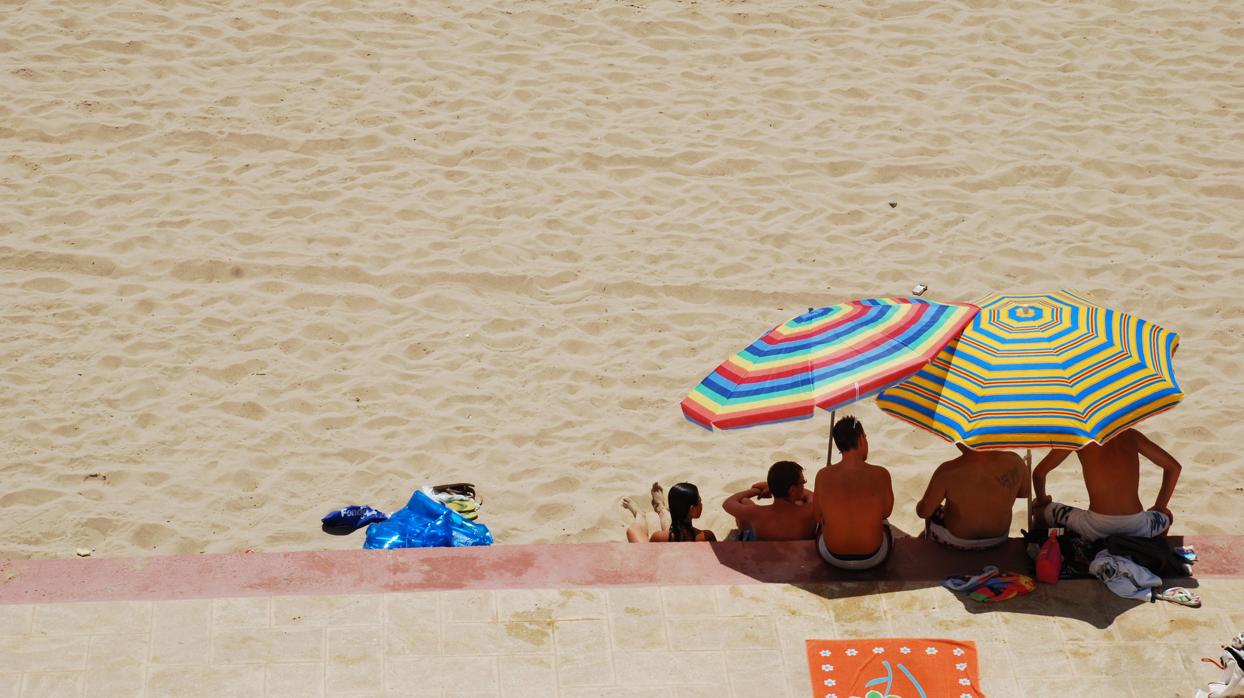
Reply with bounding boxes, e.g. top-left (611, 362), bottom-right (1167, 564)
top-left (826, 411), bottom-right (836, 465)
top-left (1024, 449), bottom-right (1033, 530)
